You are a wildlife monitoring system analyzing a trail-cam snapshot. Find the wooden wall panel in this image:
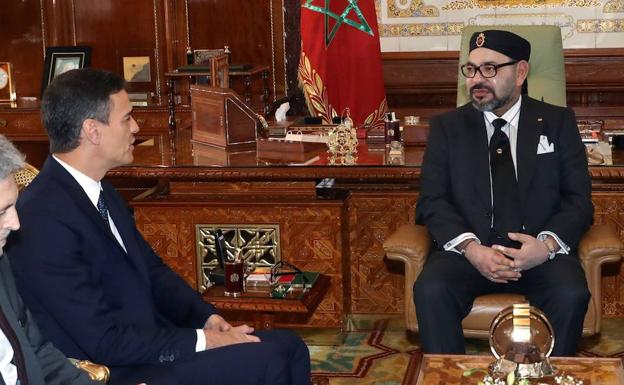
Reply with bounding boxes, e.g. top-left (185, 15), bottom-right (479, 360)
top-left (347, 192), bottom-right (418, 315)
top-left (186, 0), bottom-right (285, 100)
top-left (0, 1), bottom-right (44, 98)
